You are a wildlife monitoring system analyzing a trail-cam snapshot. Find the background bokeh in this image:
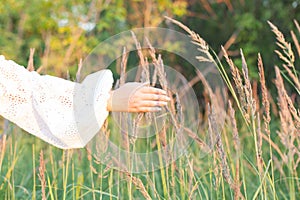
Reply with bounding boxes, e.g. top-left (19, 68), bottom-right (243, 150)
top-left (0, 1), bottom-right (299, 199)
